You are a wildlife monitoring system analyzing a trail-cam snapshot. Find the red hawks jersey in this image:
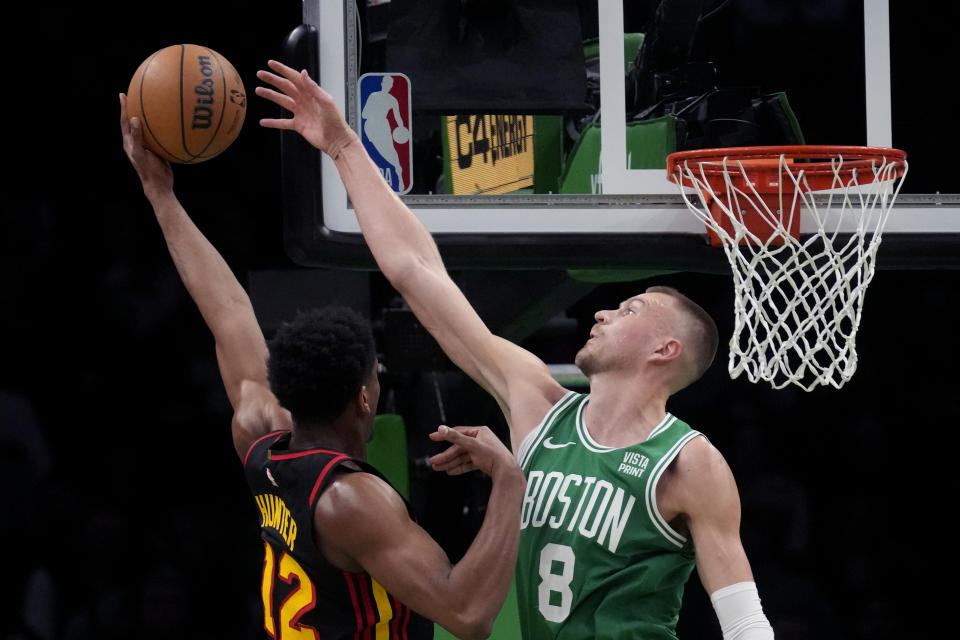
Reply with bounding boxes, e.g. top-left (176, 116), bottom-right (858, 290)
top-left (244, 431), bottom-right (432, 640)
